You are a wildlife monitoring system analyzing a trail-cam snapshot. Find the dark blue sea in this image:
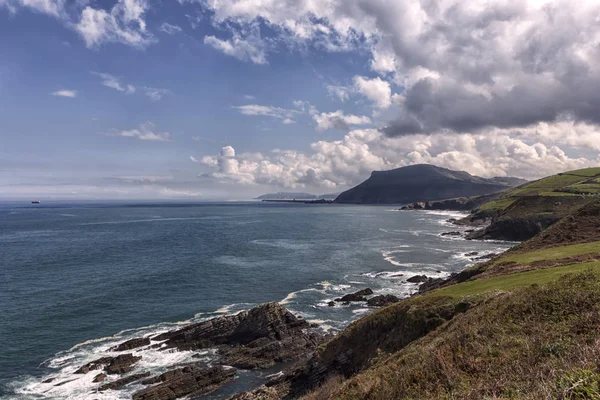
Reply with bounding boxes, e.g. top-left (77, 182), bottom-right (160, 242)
top-left (0, 202), bottom-right (513, 399)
